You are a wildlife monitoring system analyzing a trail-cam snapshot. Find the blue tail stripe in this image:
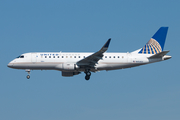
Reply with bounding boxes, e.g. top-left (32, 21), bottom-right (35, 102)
top-left (152, 27), bottom-right (168, 51)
